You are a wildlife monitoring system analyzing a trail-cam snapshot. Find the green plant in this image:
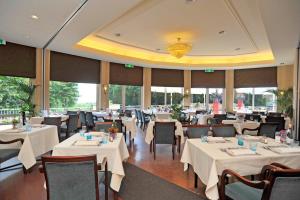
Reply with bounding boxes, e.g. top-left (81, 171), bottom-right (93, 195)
top-left (170, 104), bottom-right (183, 120)
top-left (12, 118), bottom-right (19, 124)
top-left (267, 88), bottom-right (293, 119)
